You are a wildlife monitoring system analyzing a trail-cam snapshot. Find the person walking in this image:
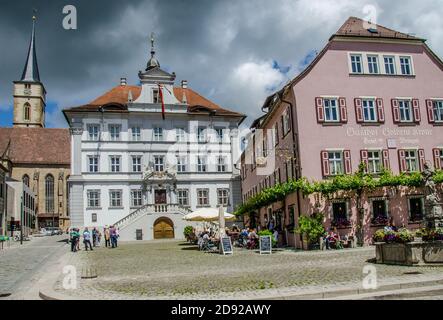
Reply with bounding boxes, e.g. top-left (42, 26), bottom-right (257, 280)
top-left (83, 228), bottom-right (93, 251)
top-left (76, 228), bottom-right (81, 251)
top-left (70, 228), bottom-right (80, 253)
top-left (104, 227), bottom-right (111, 248)
top-left (110, 226), bottom-right (117, 248)
top-left (92, 228), bottom-right (98, 247)
top-left (97, 230), bottom-right (102, 247)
